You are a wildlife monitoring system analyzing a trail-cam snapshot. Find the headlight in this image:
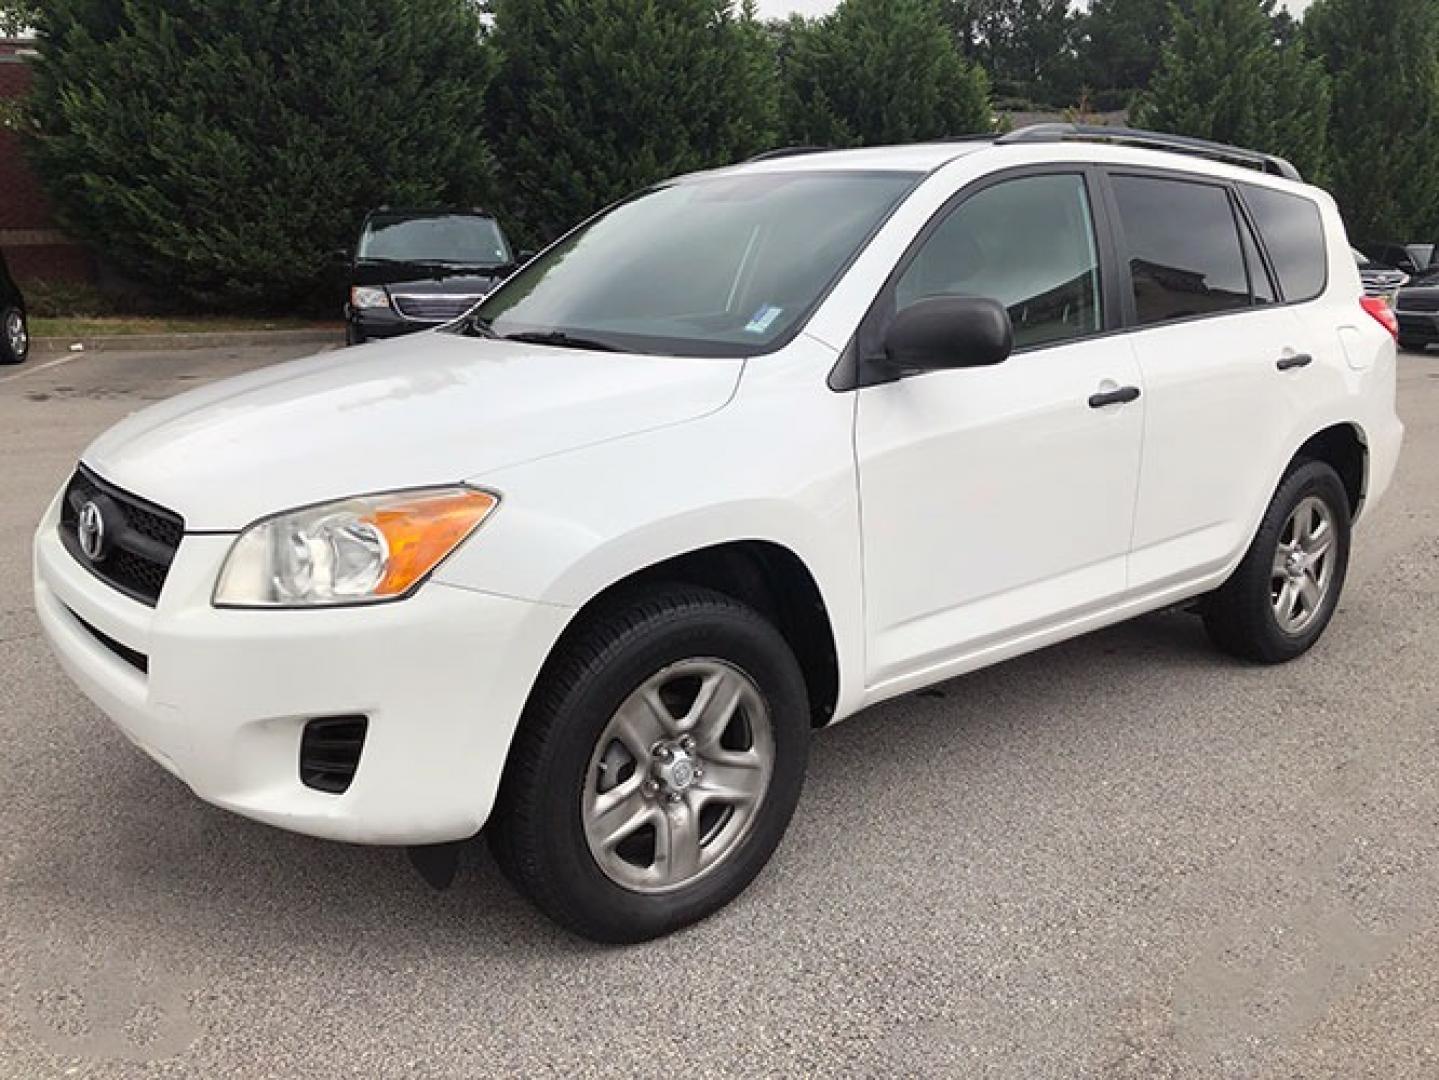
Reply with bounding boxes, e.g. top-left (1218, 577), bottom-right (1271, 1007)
top-left (214, 488), bottom-right (499, 608)
top-left (350, 286), bottom-right (390, 310)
